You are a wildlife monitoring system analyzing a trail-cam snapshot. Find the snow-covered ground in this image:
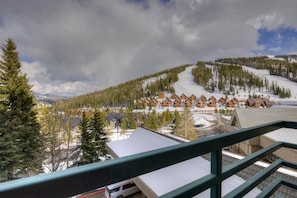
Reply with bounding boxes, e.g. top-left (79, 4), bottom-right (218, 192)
top-left (174, 66), bottom-right (225, 99)
top-left (242, 66), bottom-right (297, 100)
top-left (175, 64), bottom-right (297, 101)
top-left (142, 74), bottom-right (167, 88)
top-left (109, 129), bottom-right (134, 142)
